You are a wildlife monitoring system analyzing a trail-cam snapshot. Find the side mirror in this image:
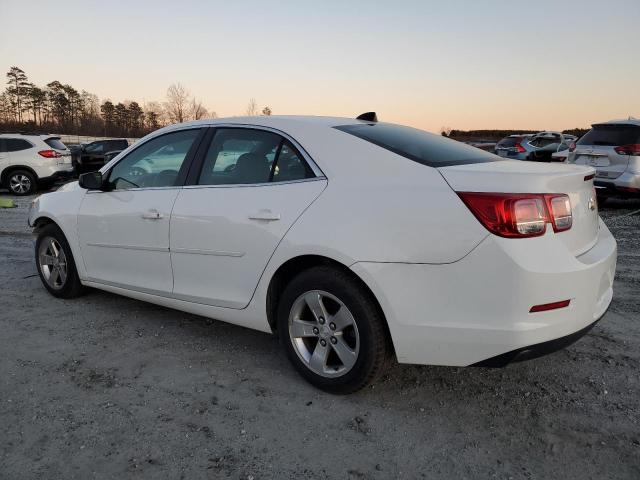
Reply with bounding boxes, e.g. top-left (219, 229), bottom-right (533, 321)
top-left (79, 171), bottom-right (105, 190)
